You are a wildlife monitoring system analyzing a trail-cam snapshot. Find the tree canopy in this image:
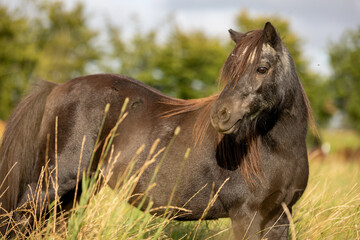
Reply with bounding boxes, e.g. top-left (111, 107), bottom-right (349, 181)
top-left (329, 27), bottom-right (360, 131)
top-left (107, 24), bottom-right (229, 99)
top-left (33, 2), bottom-right (100, 82)
top-left (0, 1), bottom-right (100, 119)
top-left (0, 5), bottom-right (37, 119)
top-left (0, 1), bottom-right (356, 132)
